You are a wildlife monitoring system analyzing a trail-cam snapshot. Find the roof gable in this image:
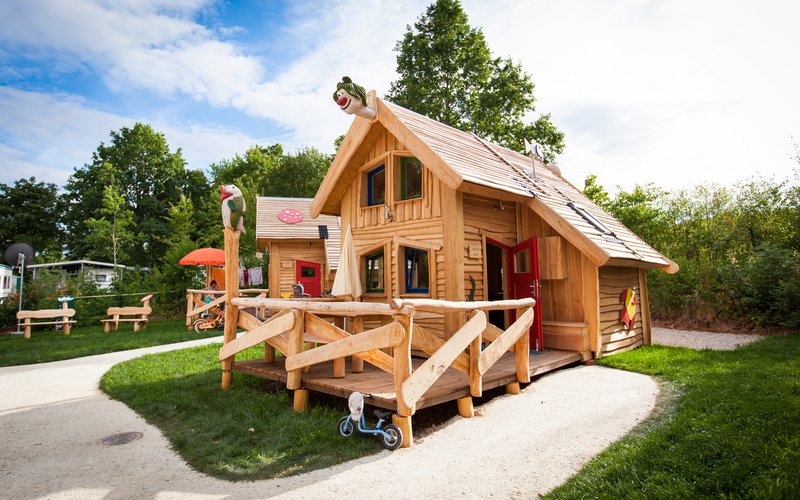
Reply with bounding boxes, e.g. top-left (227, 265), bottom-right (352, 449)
top-left (257, 197), bottom-right (342, 270)
top-left (311, 98), bottom-right (676, 273)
